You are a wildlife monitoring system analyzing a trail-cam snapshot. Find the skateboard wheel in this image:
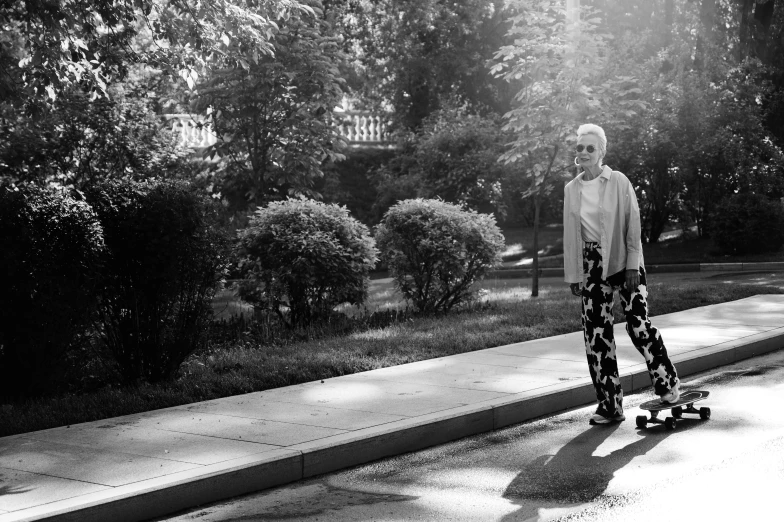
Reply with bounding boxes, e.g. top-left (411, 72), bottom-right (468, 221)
top-left (665, 417), bottom-right (677, 430)
top-left (671, 406), bottom-right (683, 418)
top-left (699, 407), bottom-right (711, 420)
top-left (636, 415), bottom-right (648, 429)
